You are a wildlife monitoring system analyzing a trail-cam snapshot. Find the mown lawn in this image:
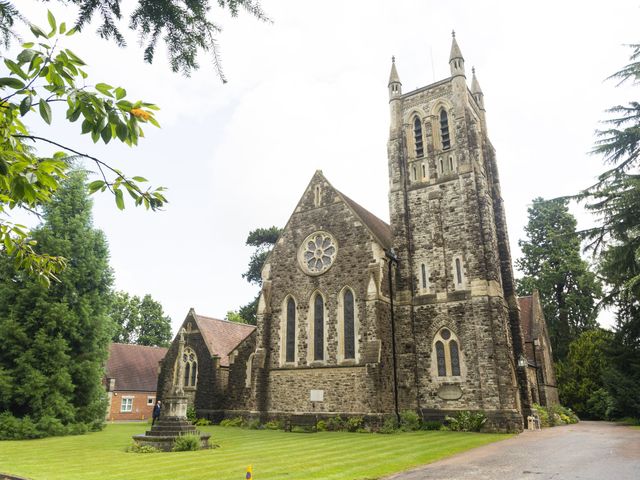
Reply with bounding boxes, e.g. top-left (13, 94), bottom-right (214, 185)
top-left (0, 423), bottom-right (512, 479)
